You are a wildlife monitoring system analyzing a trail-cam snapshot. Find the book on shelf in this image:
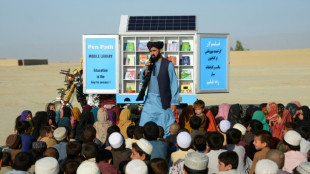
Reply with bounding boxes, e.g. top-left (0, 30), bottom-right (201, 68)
top-left (138, 42), bottom-right (148, 51)
top-left (166, 41), bottom-right (179, 52)
top-left (139, 54), bottom-right (148, 65)
top-left (181, 42), bottom-right (191, 51)
top-left (126, 42), bottom-right (135, 51)
top-left (126, 82), bottom-right (136, 93)
top-left (167, 56), bottom-right (177, 66)
top-left (124, 69), bottom-right (136, 80)
top-left (180, 83), bottom-right (192, 93)
top-left (180, 56), bottom-right (190, 65)
top-left (180, 69), bottom-right (192, 80)
top-left (124, 55), bottom-right (135, 66)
